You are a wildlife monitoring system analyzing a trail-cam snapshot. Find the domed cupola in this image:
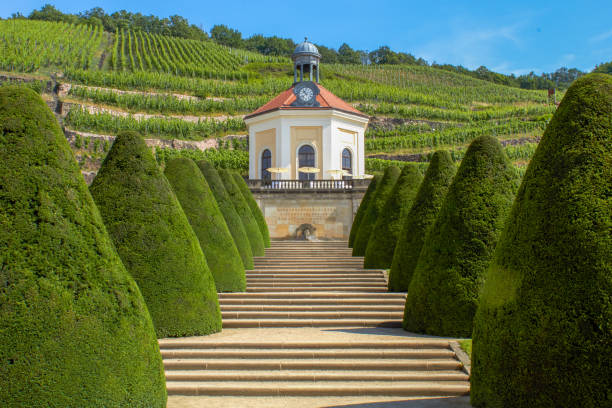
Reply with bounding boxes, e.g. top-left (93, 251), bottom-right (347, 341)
top-left (292, 37), bottom-right (321, 83)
